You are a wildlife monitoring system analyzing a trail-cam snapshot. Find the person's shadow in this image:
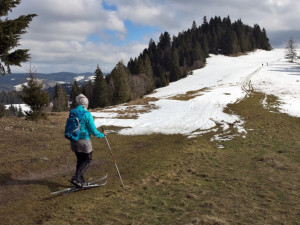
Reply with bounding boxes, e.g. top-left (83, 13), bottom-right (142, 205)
top-left (0, 173), bottom-right (70, 194)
